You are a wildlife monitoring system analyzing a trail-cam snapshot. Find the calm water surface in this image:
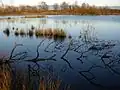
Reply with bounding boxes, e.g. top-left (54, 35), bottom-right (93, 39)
top-left (0, 15), bottom-right (120, 90)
